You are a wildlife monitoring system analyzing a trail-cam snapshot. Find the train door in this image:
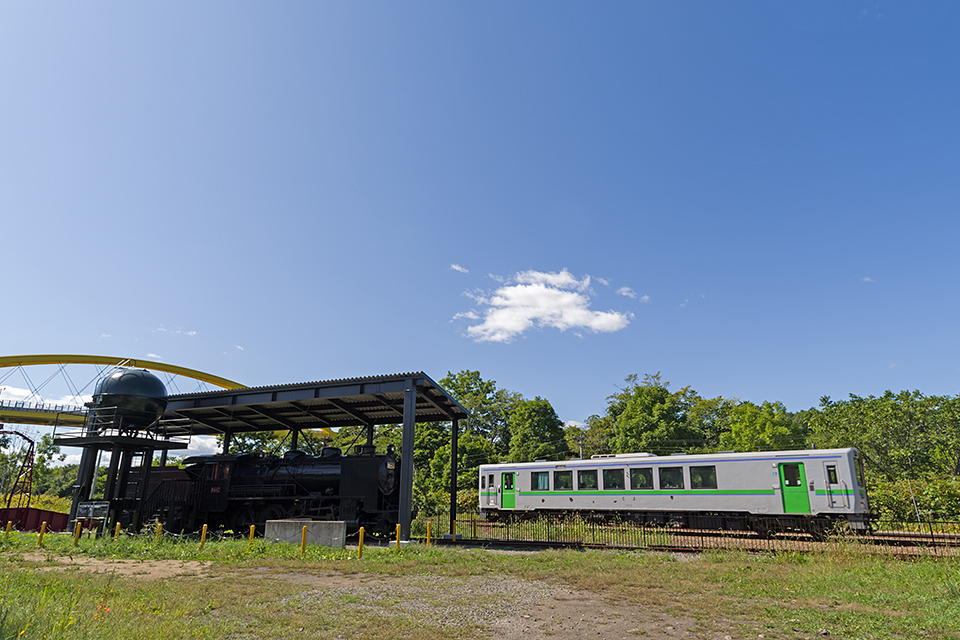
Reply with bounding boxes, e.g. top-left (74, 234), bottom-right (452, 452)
top-left (778, 463), bottom-right (811, 514)
top-left (501, 472), bottom-right (516, 509)
top-left (823, 462), bottom-right (845, 508)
